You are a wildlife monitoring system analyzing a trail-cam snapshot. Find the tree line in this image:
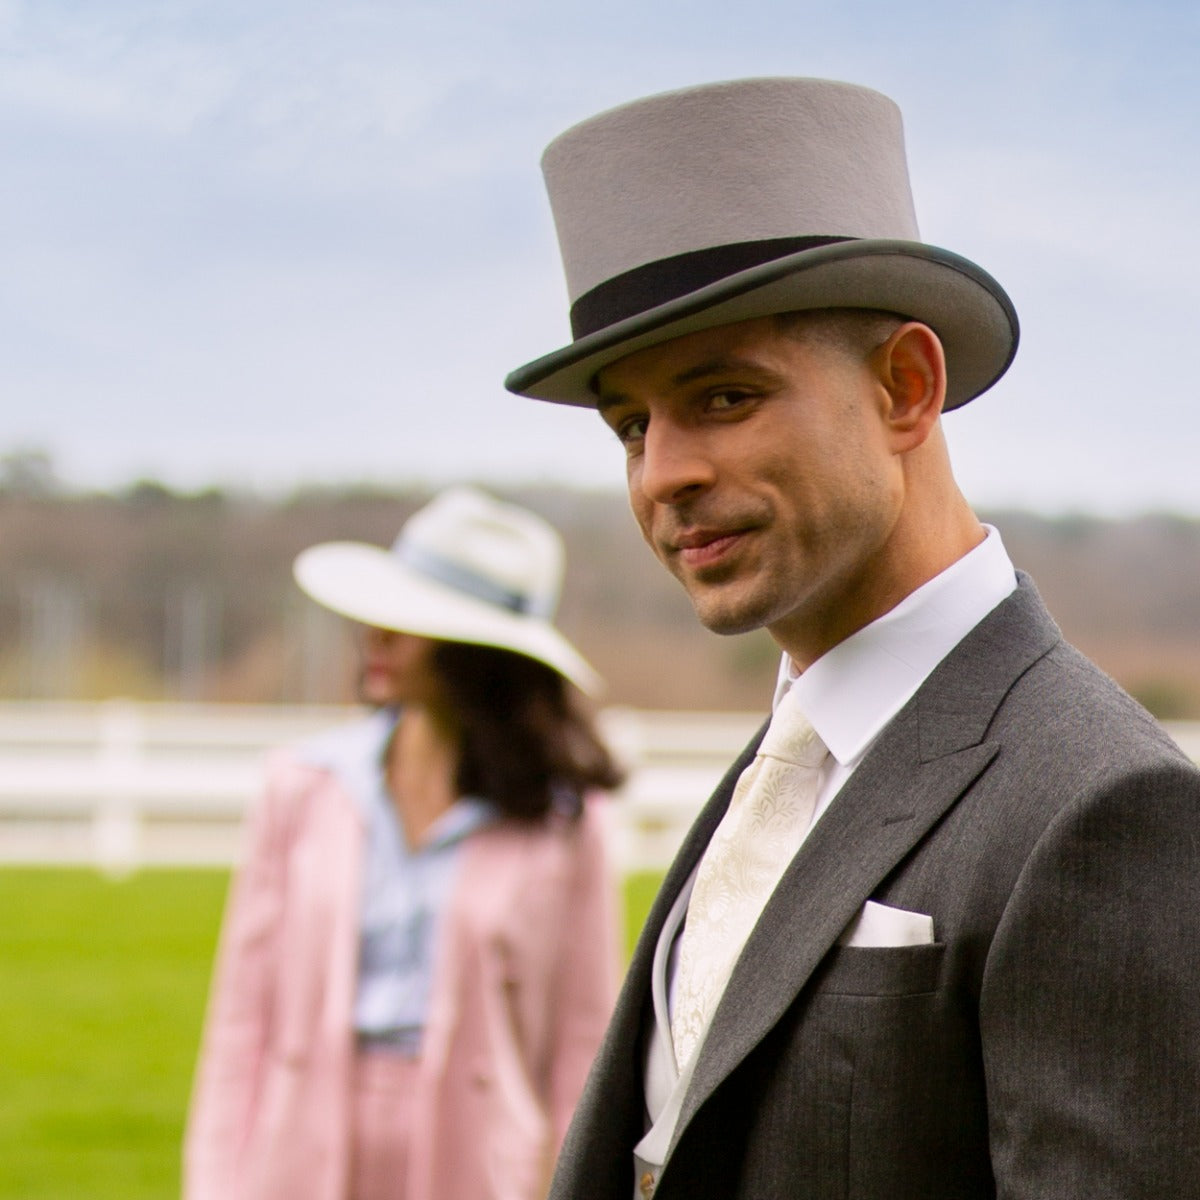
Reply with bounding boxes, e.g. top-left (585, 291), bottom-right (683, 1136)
top-left (2, 468), bottom-right (1199, 715)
